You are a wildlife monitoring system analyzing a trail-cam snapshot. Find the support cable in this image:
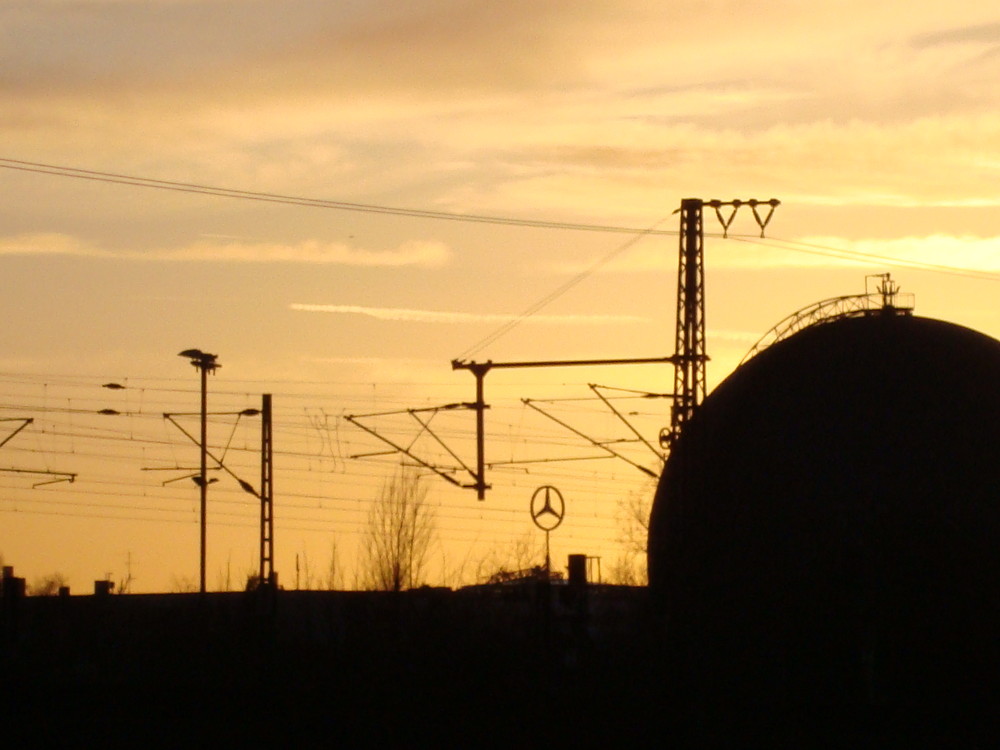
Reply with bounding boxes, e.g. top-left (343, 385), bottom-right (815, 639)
top-left (455, 217), bottom-right (673, 360)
